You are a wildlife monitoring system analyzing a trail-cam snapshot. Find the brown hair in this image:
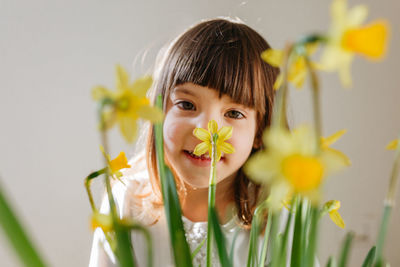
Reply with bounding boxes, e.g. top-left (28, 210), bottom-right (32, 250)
top-left (146, 18), bottom-right (279, 226)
